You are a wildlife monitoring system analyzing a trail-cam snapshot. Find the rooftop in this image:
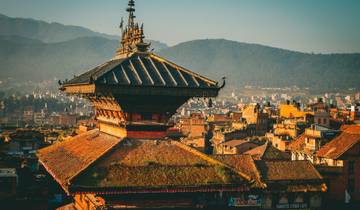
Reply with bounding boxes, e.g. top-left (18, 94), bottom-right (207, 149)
top-left (61, 0), bottom-right (222, 98)
top-left (38, 130), bottom-right (250, 194)
top-left (287, 134), bottom-right (309, 153)
top-left (37, 129), bottom-right (121, 192)
top-left (71, 139), bottom-right (247, 191)
top-left (211, 154), bottom-right (264, 188)
top-left (317, 125), bottom-right (360, 159)
top-left (244, 142), bottom-right (290, 160)
top-left (255, 160), bottom-right (323, 181)
top-left (221, 139), bottom-right (248, 147)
